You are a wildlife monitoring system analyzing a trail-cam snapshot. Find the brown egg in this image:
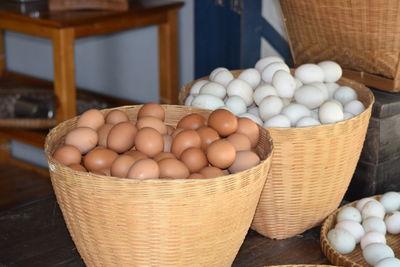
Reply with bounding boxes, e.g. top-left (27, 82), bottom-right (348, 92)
top-left (110, 154), bottom-right (137, 178)
top-left (236, 118), bottom-right (260, 148)
top-left (171, 129), bottom-right (201, 158)
top-left (228, 150), bottom-right (260, 174)
top-left (53, 145), bottom-right (82, 166)
top-left (206, 139), bottom-right (236, 169)
top-left (76, 109), bottom-right (105, 131)
top-left (207, 109), bottom-right (238, 137)
top-left (137, 103), bottom-right (165, 121)
top-left (177, 113), bottom-right (206, 130)
top-left (97, 123), bottom-right (114, 147)
top-left (171, 128), bottom-right (184, 139)
top-left (226, 133), bottom-right (251, 151)
top-left (199, 166), bottom-right (224, 178)
top-left (135, 127), bottom-right (164, 157)
top-left (105, 109), bottom-right (129, 125)
top-left (187, 173), bottom-right (205, 179)
top-left (196, 127), bottom-right (220, 150)
top-left (180, 147), bottom-right (208, 173)
top-left (107, 122), bottom-right (137, 153)
top-left (83, 148), bottom-right (118, 171)
top-left (136, 116), bottom-right (167, 134)
top-left (65, 127), bottom-right (98, 154)
top-left (158, 158), bottom-right (190, 179)
top-left (162, 134), bottom-right (173, 152)
top-left (166, 125), bottom-right (175, 135)
top-left (153, 152), bottom-right (176, 162)
top-left (127, 158), bottom-right (159, 179)
top-left (68, 163), bottom-right (87, 172)
top-left (124, 150), bottom-right (148, 161)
